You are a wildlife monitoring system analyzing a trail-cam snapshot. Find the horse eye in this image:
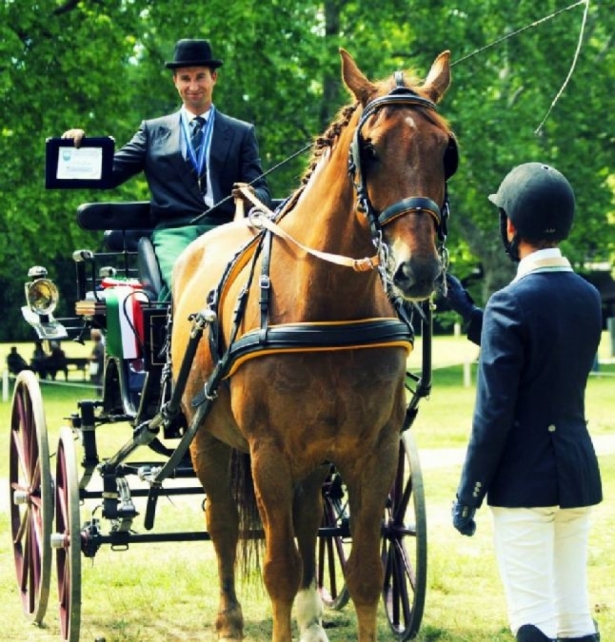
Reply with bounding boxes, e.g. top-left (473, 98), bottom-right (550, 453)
top-left (362, 141), bottom-right (378, 162)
